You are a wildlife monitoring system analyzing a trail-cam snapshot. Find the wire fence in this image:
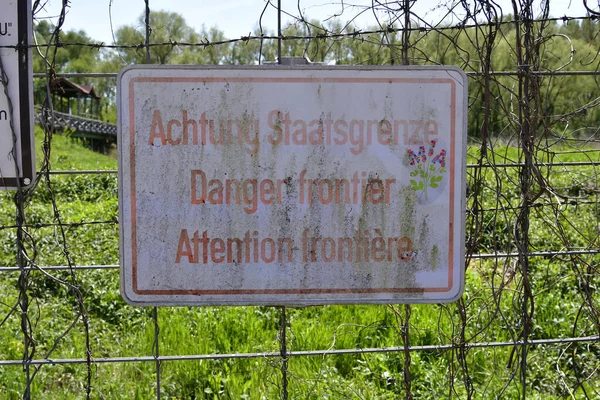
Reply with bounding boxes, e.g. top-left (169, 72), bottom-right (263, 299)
top-left (1, 0), bottom-right (600, 398)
